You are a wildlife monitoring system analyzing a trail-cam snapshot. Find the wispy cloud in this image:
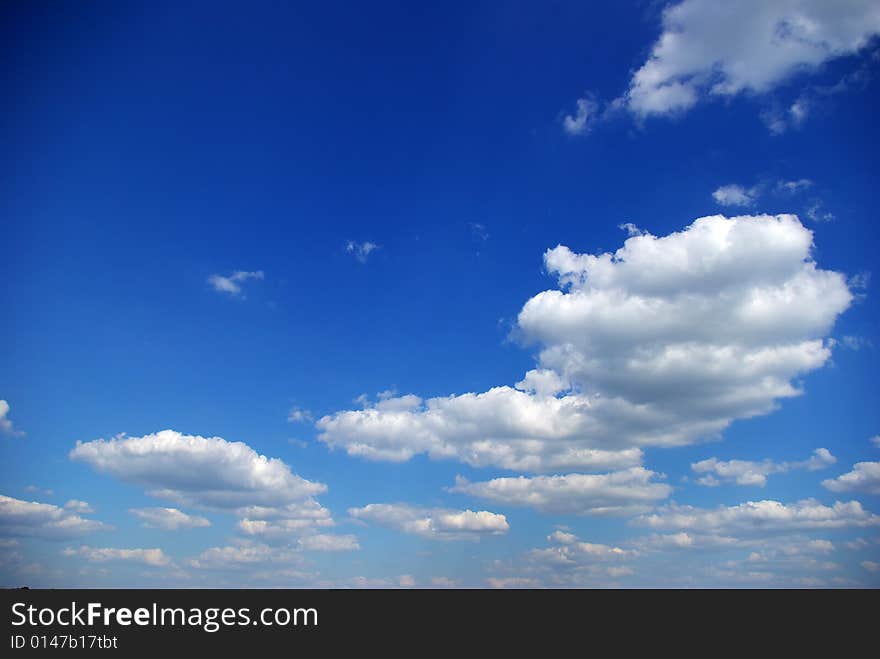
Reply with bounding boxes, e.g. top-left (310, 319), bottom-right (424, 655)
top-left (207, 270), bottom-right (264, 297)
top-left (345, 241), bottom-right (380, 263)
